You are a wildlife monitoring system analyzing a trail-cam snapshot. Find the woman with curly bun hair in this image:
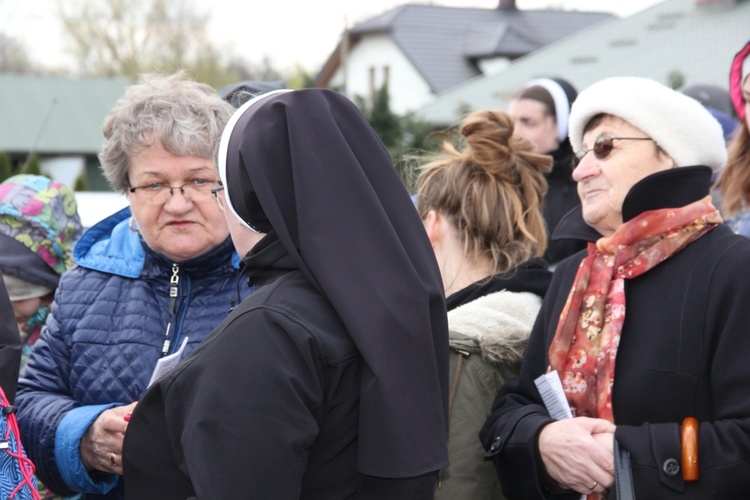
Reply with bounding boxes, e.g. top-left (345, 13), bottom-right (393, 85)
top-left (417, 109), bottom-right (553, 499)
